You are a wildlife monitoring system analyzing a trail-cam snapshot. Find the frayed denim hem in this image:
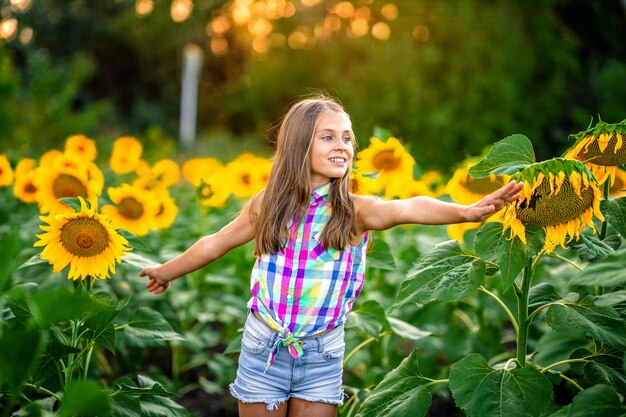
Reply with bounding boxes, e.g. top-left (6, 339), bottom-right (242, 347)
top-left (229, 384), bottom-right (289, 411)
top-left (289, 389), bottom-right (345, 407)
